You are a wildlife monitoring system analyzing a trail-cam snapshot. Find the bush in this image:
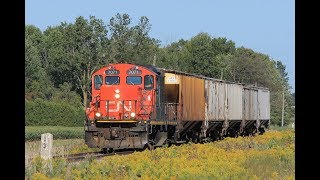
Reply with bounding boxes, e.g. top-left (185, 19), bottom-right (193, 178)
top-left (25, 126), bottom-right (84, 141)
top-left (25, 98), bottom-right (85, 127)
